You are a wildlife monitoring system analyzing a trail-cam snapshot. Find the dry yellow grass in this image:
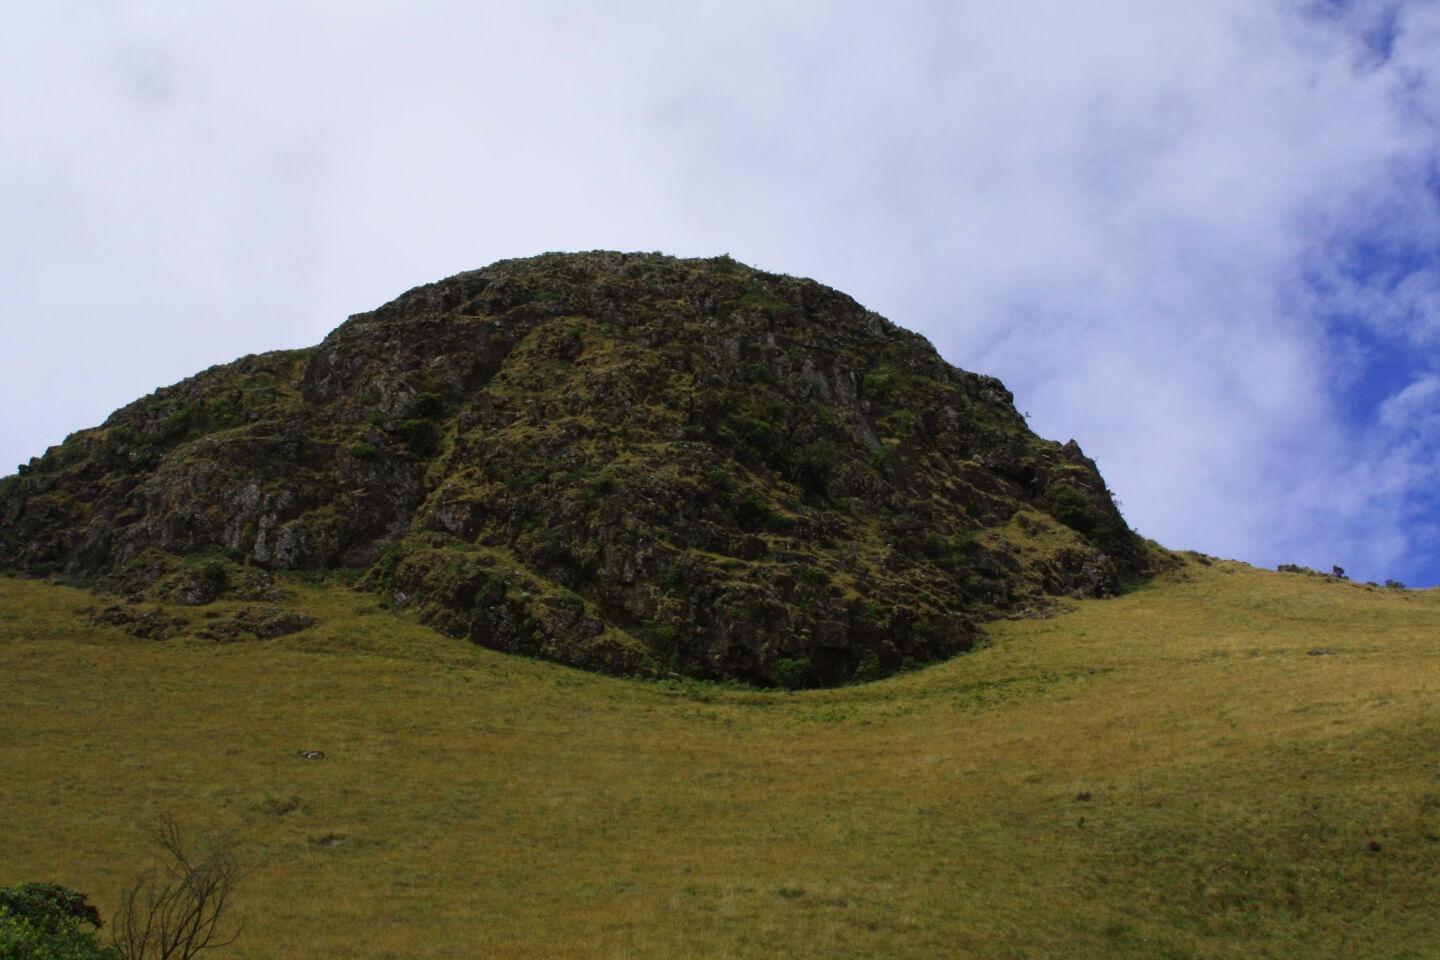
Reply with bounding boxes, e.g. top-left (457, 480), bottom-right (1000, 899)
top-left (2, 556), bottom-right (1437, 958)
